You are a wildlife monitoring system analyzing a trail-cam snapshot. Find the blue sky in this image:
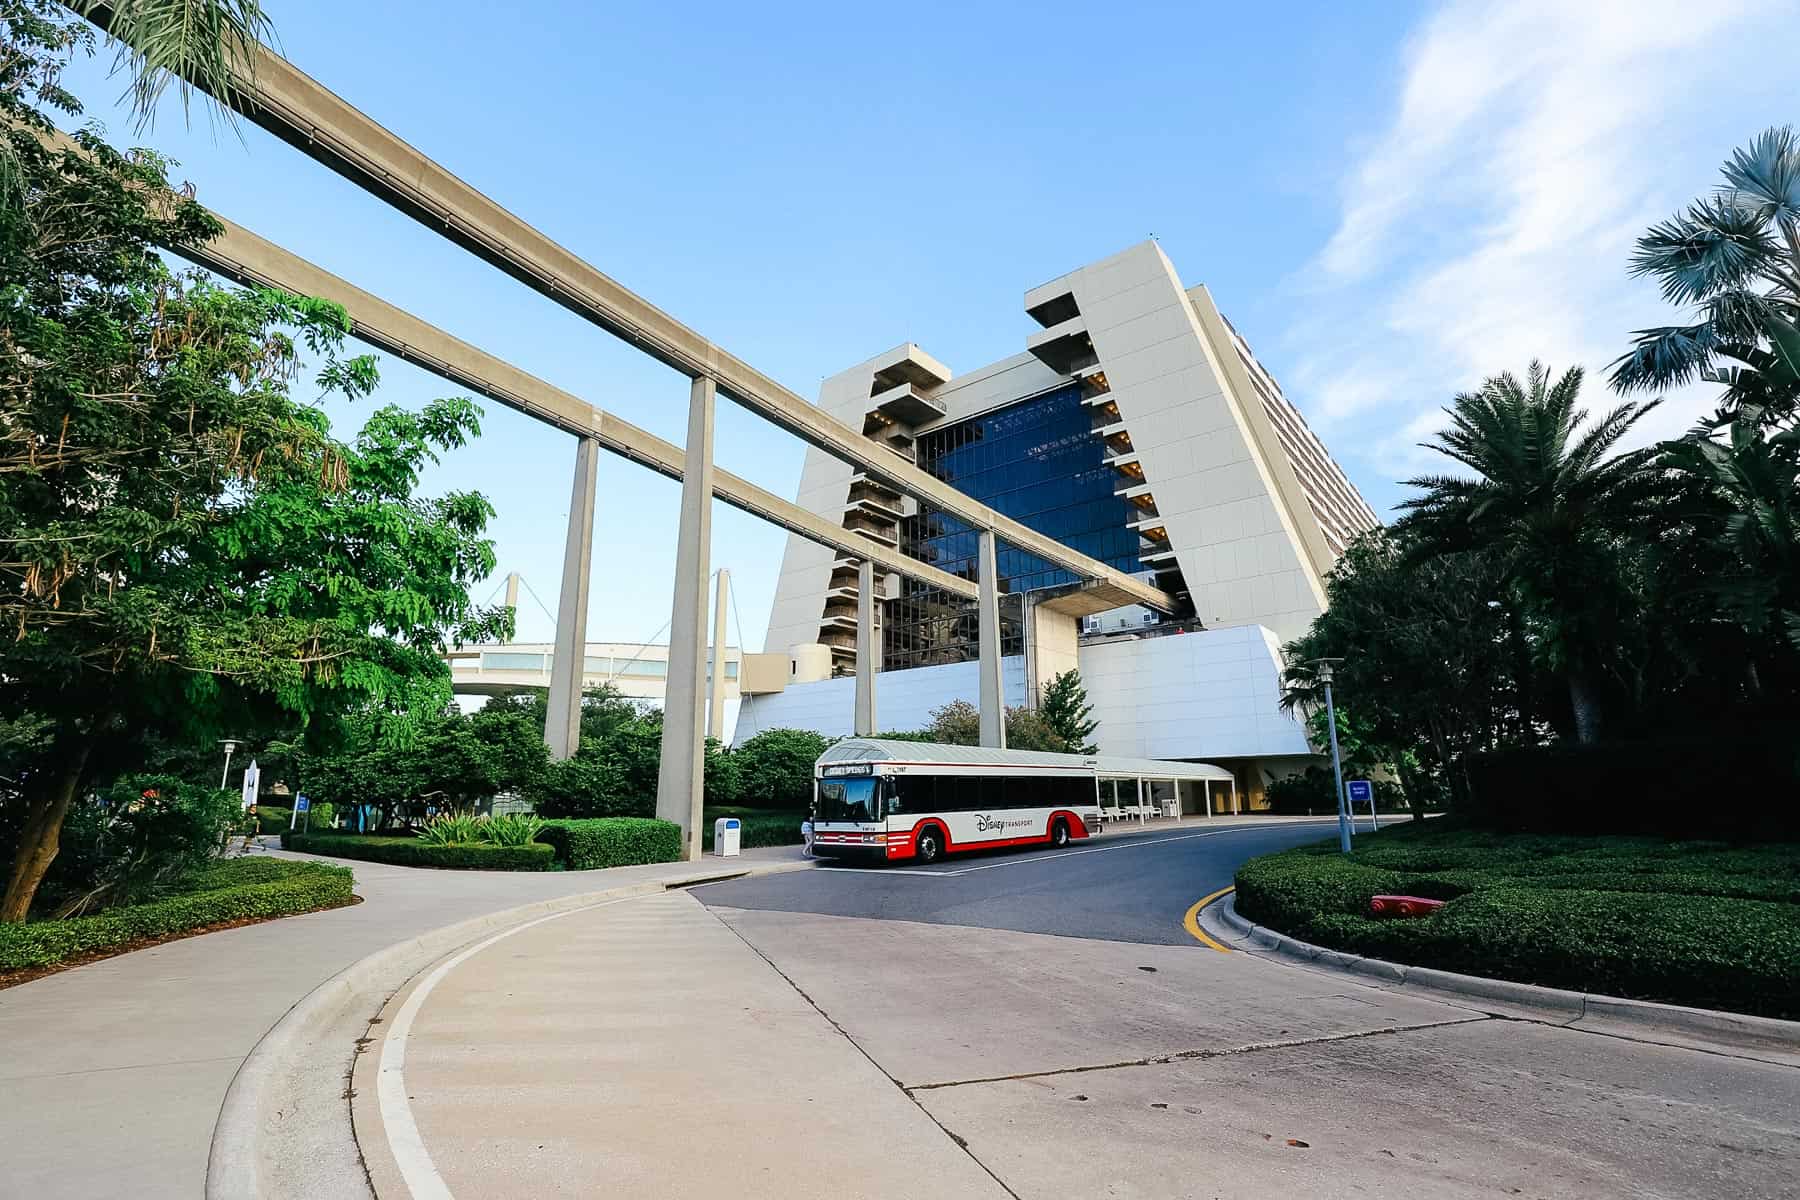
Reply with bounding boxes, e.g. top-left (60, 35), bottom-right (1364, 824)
top-left (55, 0), bottom-right (1797, 648)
